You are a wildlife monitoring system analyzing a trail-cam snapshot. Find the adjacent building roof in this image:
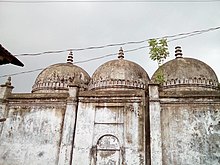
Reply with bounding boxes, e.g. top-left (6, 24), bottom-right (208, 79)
top-left (0, 44), bottom-right (24, 67)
